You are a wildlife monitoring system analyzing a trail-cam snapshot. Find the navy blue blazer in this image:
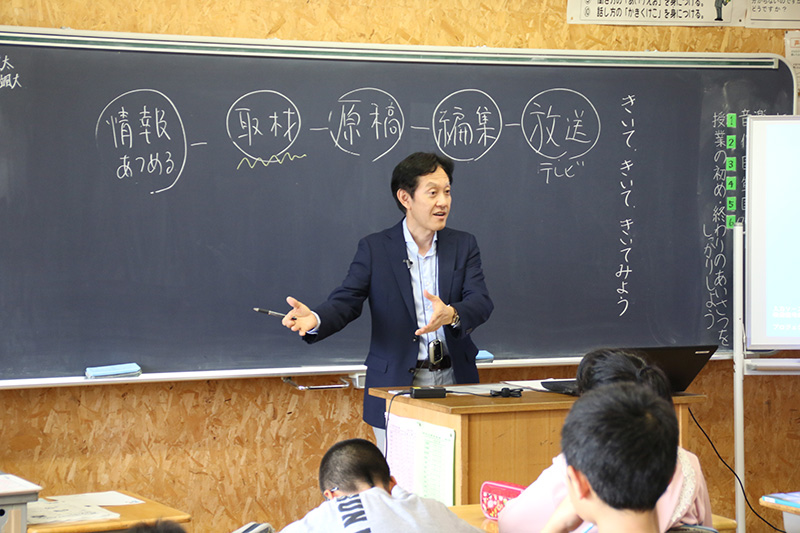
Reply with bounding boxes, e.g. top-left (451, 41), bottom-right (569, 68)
top-left (304, 220), bottom-right (494, 428)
